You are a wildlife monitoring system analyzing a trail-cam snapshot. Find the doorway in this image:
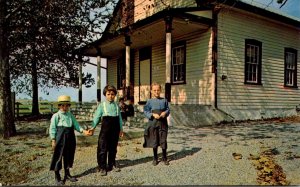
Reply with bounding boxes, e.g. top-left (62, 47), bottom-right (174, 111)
top-left (139, 47), bottom-right (151, 104)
